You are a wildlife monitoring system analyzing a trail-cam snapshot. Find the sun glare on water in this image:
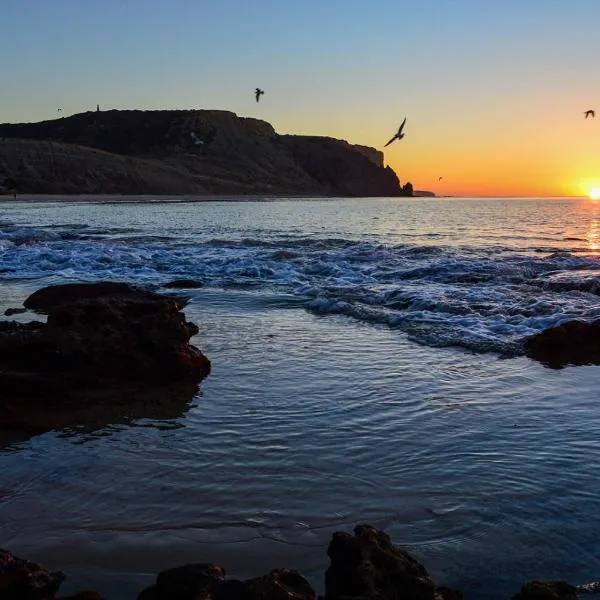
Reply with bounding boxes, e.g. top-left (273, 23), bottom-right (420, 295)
top-left (590, 188), bottom-right (600, 200)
